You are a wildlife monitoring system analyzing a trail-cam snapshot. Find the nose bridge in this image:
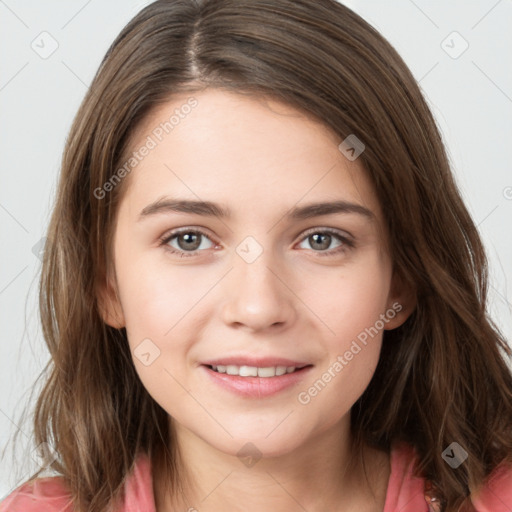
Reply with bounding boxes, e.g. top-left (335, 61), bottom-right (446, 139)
top-left (220, 234), bottom-right (296, 330)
